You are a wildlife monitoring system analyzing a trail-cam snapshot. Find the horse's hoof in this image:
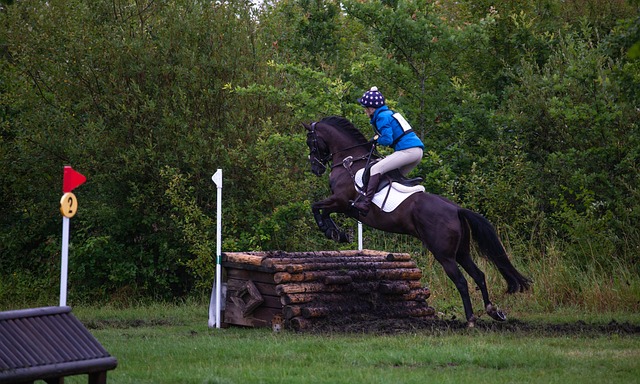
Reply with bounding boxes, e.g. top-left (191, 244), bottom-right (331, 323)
top-left (467, 315), bottom-right (477, 328)
top-left (326, 228), bottom-right (349, 243)
top-left (493, 310), bottom-right (507, 322)
top-left (486, 304), bottom-right (507, 322)
top-left (325, 228), bottom-right (338, 241)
